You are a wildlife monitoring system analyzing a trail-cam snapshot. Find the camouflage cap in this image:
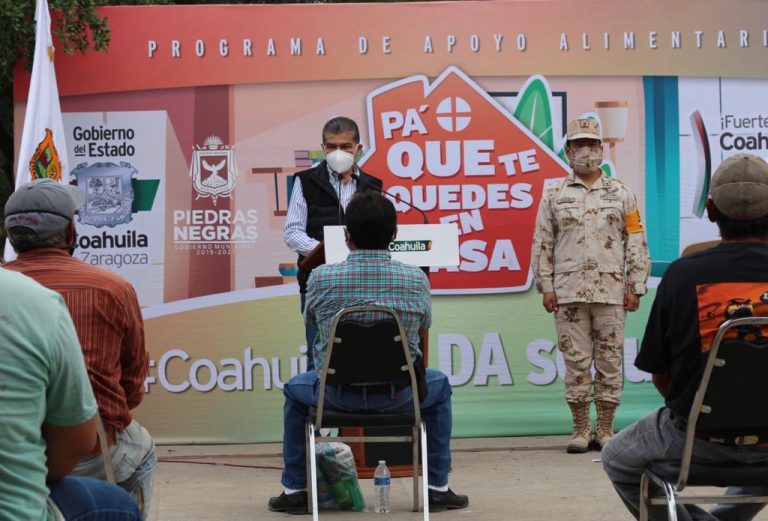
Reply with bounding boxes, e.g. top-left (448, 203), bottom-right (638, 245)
top-left (710, 153), bottom-right (768, 220)
top-left (4, 178), bottom-right (85, 240)
top-left (566, 118), bottom-right (602, 142)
